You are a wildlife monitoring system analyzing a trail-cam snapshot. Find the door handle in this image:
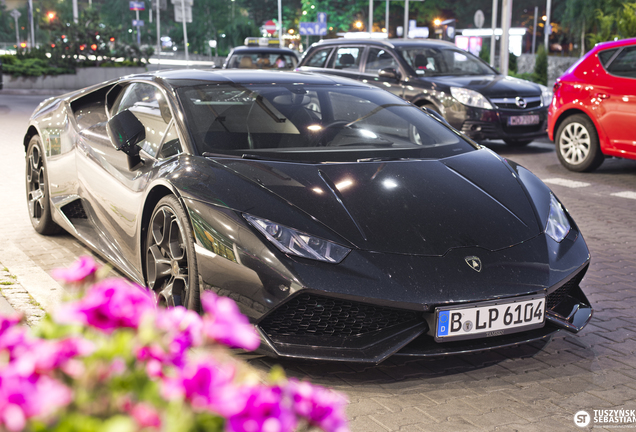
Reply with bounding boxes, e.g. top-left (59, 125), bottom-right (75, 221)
top-left (594, 93), bottom-right (610, 100)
